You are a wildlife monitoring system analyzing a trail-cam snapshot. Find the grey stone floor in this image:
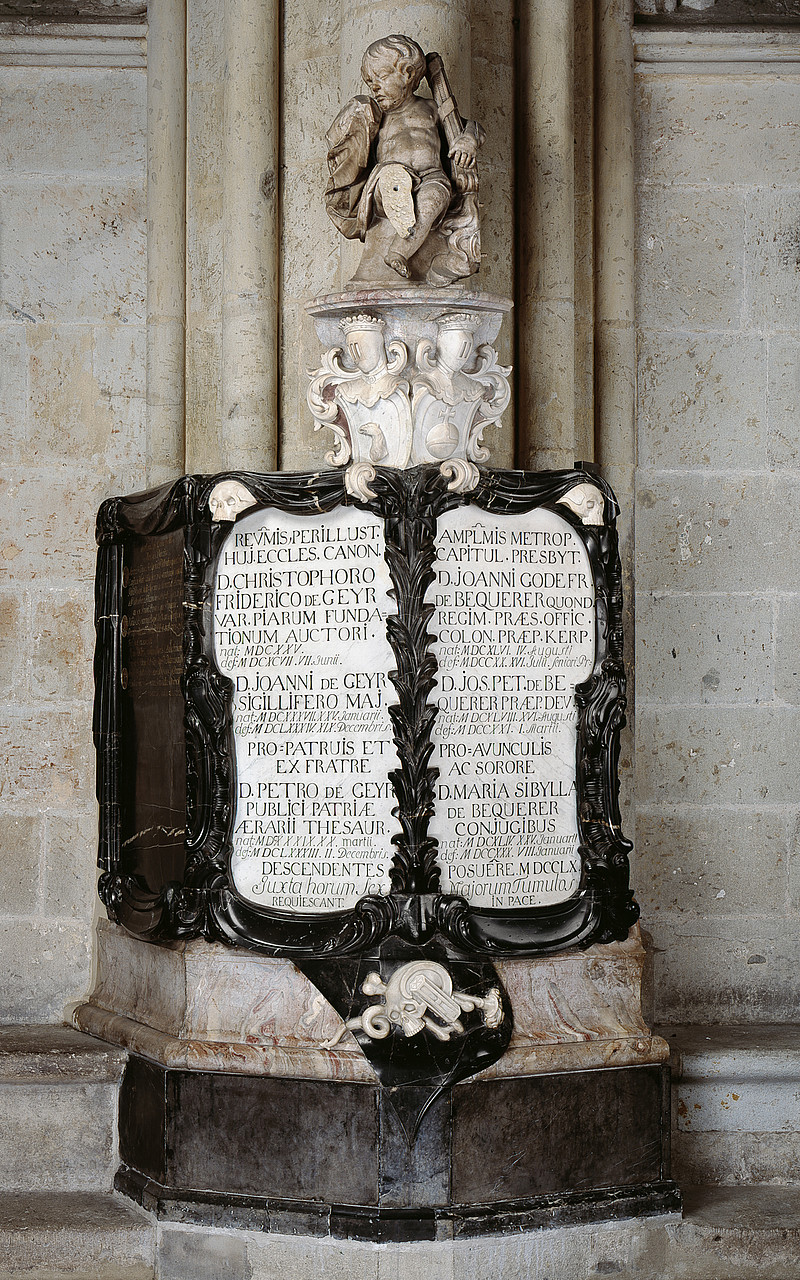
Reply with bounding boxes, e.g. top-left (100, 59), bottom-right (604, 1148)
top-left (3, 1186), bottom-right (800, 1280)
